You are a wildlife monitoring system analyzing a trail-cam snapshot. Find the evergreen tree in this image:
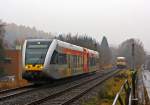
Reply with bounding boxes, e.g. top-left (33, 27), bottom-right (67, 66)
top-left (100, 36), bottom-right (112, 66)
top-left (0, 20), bottom-right (5, 77)
top-left (0, 21), bottom-right (5, 50)
top-left (56, 33), bottom-right (99, 51)
top-left (0, 20), bottom-right (5, 57)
